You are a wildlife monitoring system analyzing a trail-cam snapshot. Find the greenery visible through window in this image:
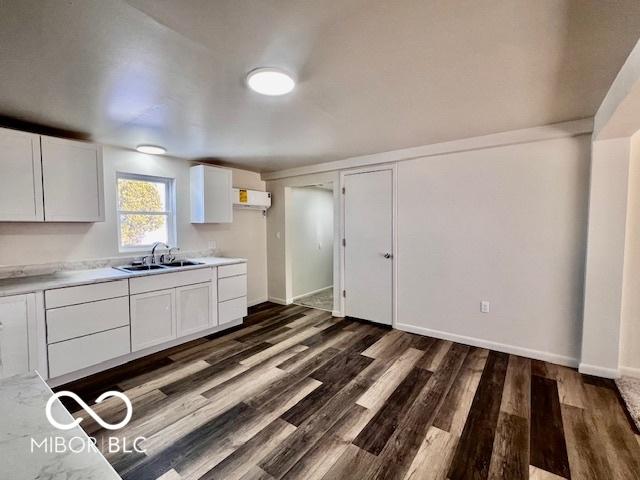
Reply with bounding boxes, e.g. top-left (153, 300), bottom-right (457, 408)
top-left (116, 173), bottom-right (175, 250)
